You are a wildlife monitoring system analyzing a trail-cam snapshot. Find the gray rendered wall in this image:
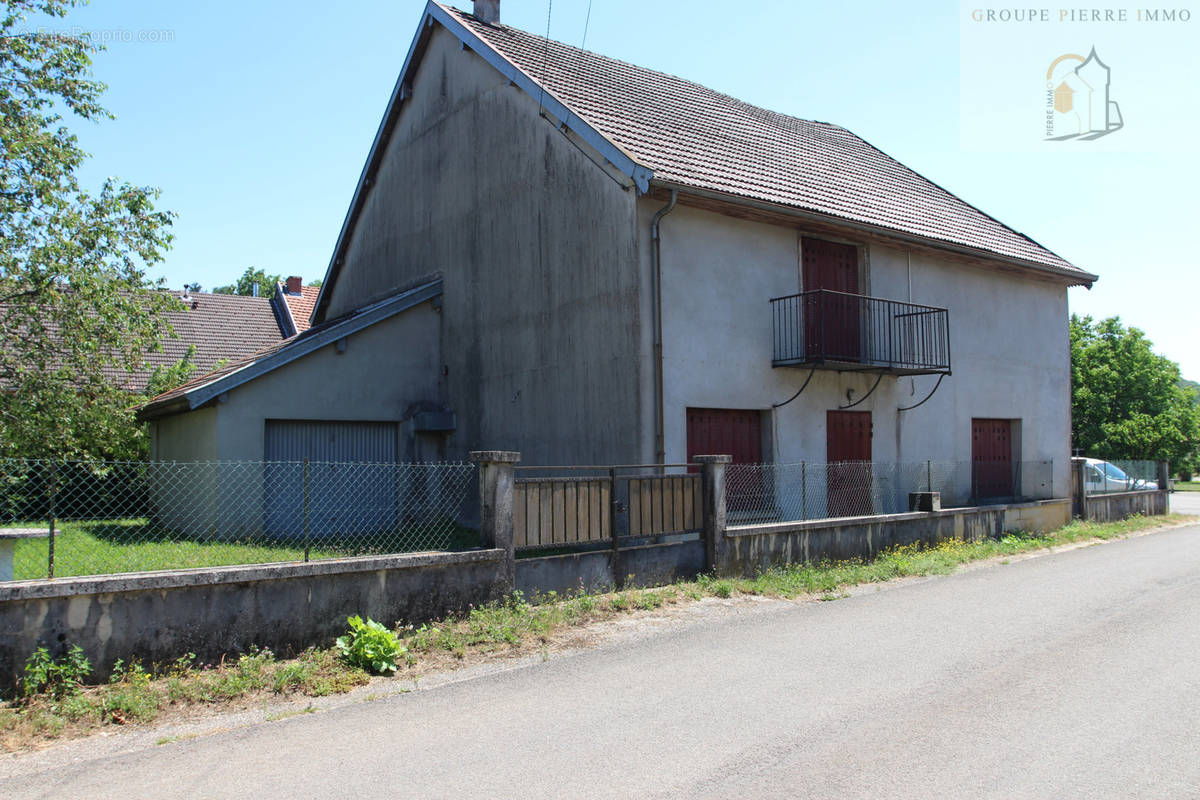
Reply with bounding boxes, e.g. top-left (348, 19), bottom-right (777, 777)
top-left (323, 26), bottom-right (643, 466)
top-left (641, 200), bottom-right (1075, 500)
